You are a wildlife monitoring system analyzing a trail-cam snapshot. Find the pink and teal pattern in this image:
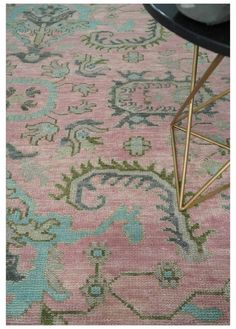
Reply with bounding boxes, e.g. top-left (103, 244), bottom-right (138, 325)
top-left (6, 4), bottom-right (230, 325)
